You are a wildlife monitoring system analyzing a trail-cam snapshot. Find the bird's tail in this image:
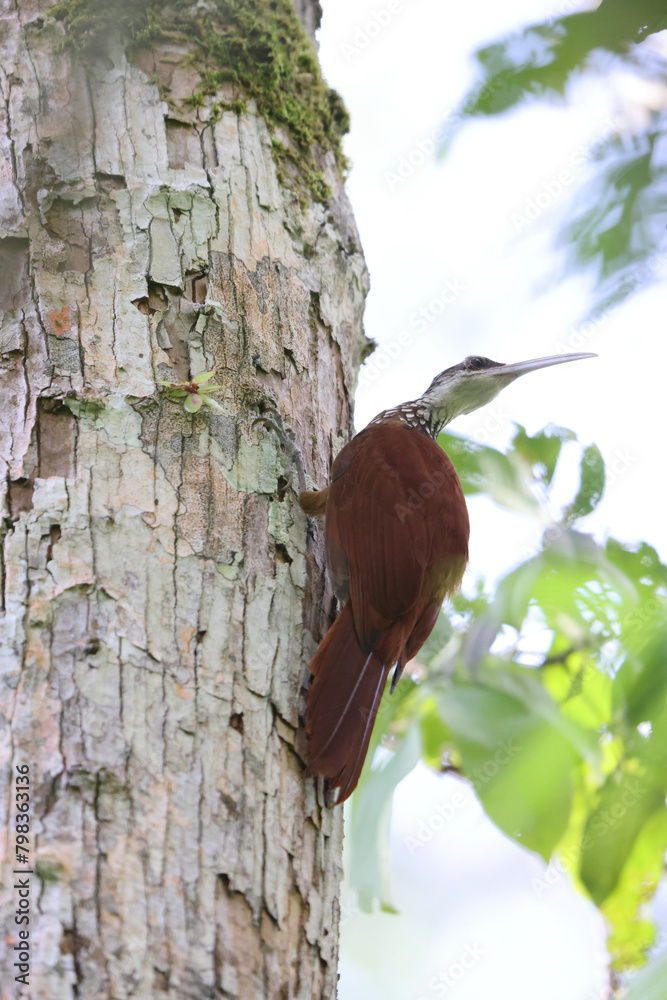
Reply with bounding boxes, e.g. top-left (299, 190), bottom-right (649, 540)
top-left (305, 603), bottom-right (390, 803)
